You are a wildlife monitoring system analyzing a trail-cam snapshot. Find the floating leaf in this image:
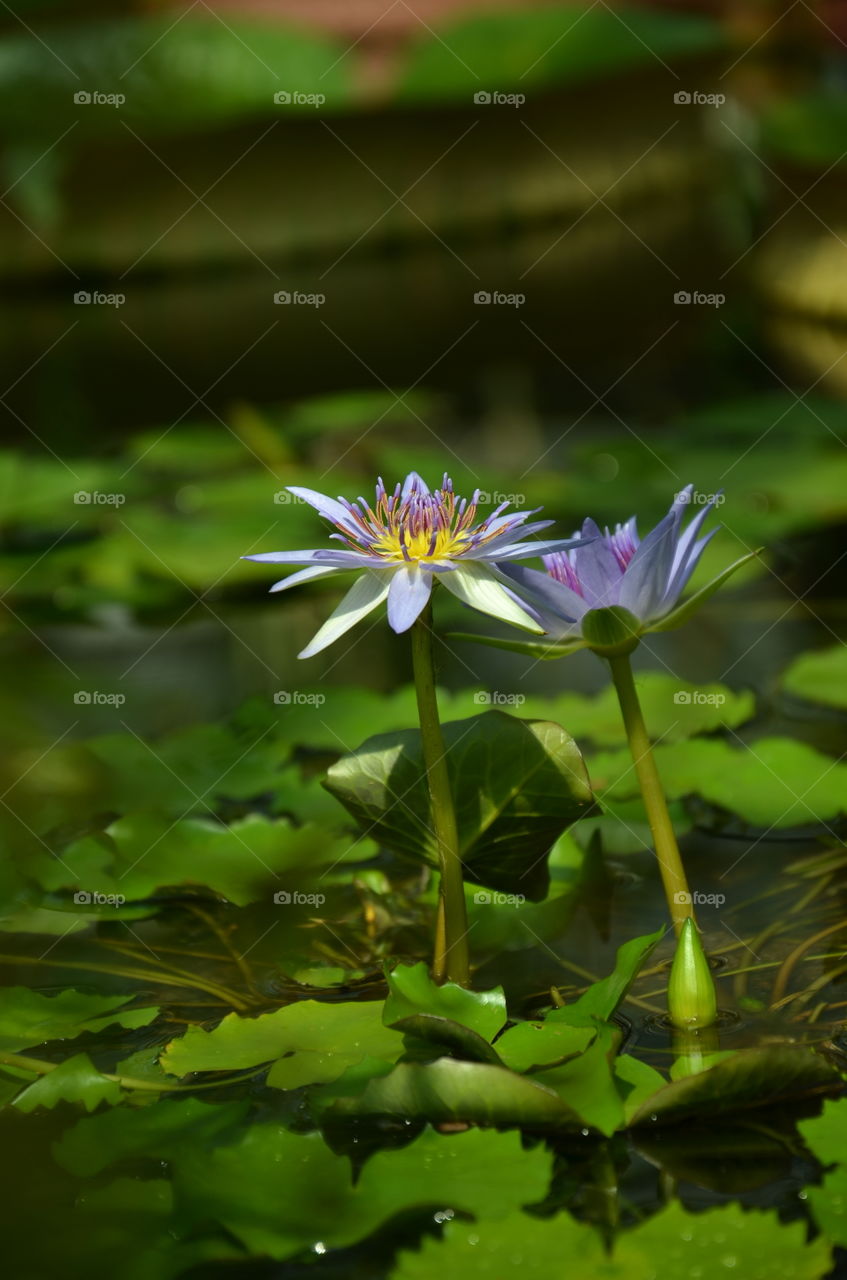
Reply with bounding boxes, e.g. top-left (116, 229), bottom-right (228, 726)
top-left (532, 1025), bottom-right (625, 1136)
top-left (781, 645), bottom-right (847, 711)
top-left (54, 1098), bottom-right (250, 1177)
top-left (0, 987), bottom-right (157, 1053)
top-left (391, 1202), bottom-right (829, 1279)
top-left (384, 962), bottom-right (506, 1041)
top-left (550, 927), bottom-right (664, 1026)
top-left (161, 999), bottom-right (402, 1090)
top-left (173, 1123), bottom-right (553, 1259)
top-left (36, 814), bottom-right (371, 906)
top-left (590, 737), bottom-right (847, 828)
top-left (391, 1016), bottom-right (504, 1065)
top-left (630, 1046), bottom-right (842, 1127)
top-left (494, 1020), bottom-right (594, 1072)
top-left (324, 711), bottom-right (594, 899)
top-left (325, 1058), bottom-right (583, 1130)
top-left (13, 1053), bottom-right (122, 1112)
